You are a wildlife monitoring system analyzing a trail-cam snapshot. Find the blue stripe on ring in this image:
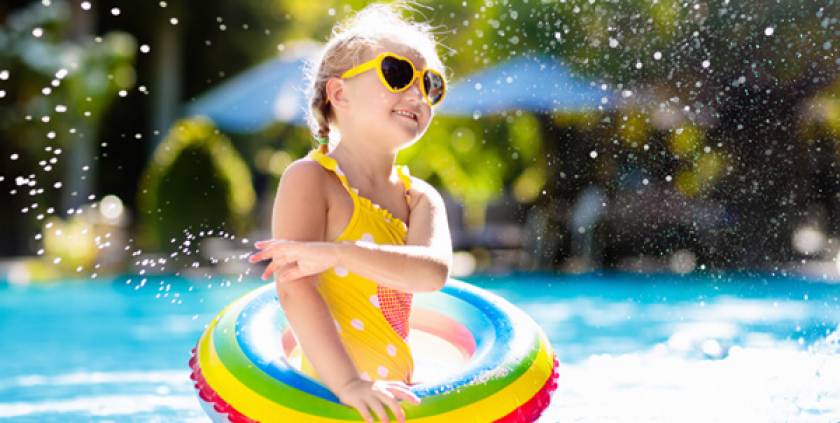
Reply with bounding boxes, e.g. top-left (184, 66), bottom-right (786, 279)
top-left (409, 281), bottom-right (517, 397)
top-left (235, 284), bottom-right (340, 402)
top-left (230, 280), bottom-right (524, 402)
